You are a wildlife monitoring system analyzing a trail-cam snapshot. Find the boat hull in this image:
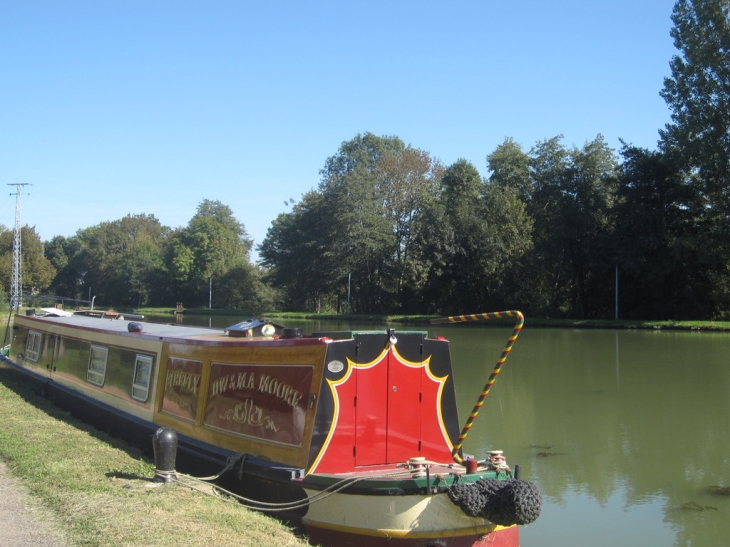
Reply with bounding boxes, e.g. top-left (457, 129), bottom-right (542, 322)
top-left (301, 488), bottom-right (518, 547)
top-left (305, 525), bottom-right (518, 547)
